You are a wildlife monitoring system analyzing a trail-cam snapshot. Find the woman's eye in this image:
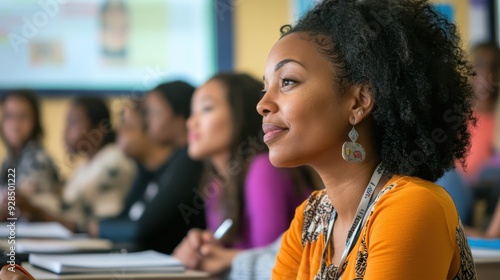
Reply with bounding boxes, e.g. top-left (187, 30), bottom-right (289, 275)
top-left (281, 79), bottom-right (296, 87)
top-left (146, 108), bottom-right (158, 116)
top-left (260, 89), bottom-right (267, 97)
top-left (202, 106), bottom-right (213, 112)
